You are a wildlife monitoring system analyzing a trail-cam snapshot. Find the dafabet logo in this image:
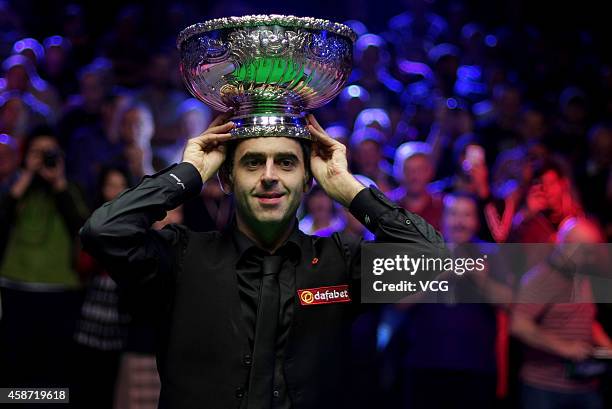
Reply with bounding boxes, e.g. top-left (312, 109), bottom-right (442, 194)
top-left (297, 285), bottom-right (351, 306)
top-left (300, 290), bottom-right (314, 304)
